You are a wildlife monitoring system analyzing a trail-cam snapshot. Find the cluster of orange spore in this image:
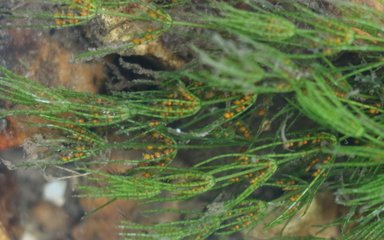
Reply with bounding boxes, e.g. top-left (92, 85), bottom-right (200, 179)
top-left (148, 120), bottom-right (161, 127)
top-left (187, 82), bottom-right (228, 101)
top-left (334, 90), bottom-right (347, 98)
top-left (61, 139), bottom-right (89, 162)
top-left (305, 155), bottom-right (332, 177)
top-left (146, 8), bottom-right (166, 21)
top-left (233, 94), bottom-right (253, 112)
top-left (54, 0), bottom-right (94, 26)
top-left (230, 156), bottom-right (254, 183)
top-left (283, 134), bottom-right (329, 150)
top-left (229, 156), bottom-right (270, 185)
top-left (57, 119), bottom-right (103, 162)
top-left (317, 18), bottom-right (354, 46)
top-left (61, 151), bottom-right (86, 162)
top-left (223, 202), bottom-right (261, 233)
top-left (275, 179), bottom-right (301, 212)
top-left (128, 16), bottom-right (162, 45)
top-left (154, 87), bottom-right (199, 119)
top-left (289, 193), bottom-right (300, 202)
top-left (236, 155), bottom-right (250, 165)
top-left (367, 102), bottom-right (382, 115)
top-left (60, 144), bottom-right (88, 162)
top-left (275, 179), bottom-right (297, 191)
top-left (249, 167), bottom-right (269, 185)
top-left (139, 131), bottom-right (176, 177)
top-left (223, 94), bottom-right (255, 120)
top-left (233, 121), bottom-right (252, 140)
top-left (223, 111), bottom-right (234, 119)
